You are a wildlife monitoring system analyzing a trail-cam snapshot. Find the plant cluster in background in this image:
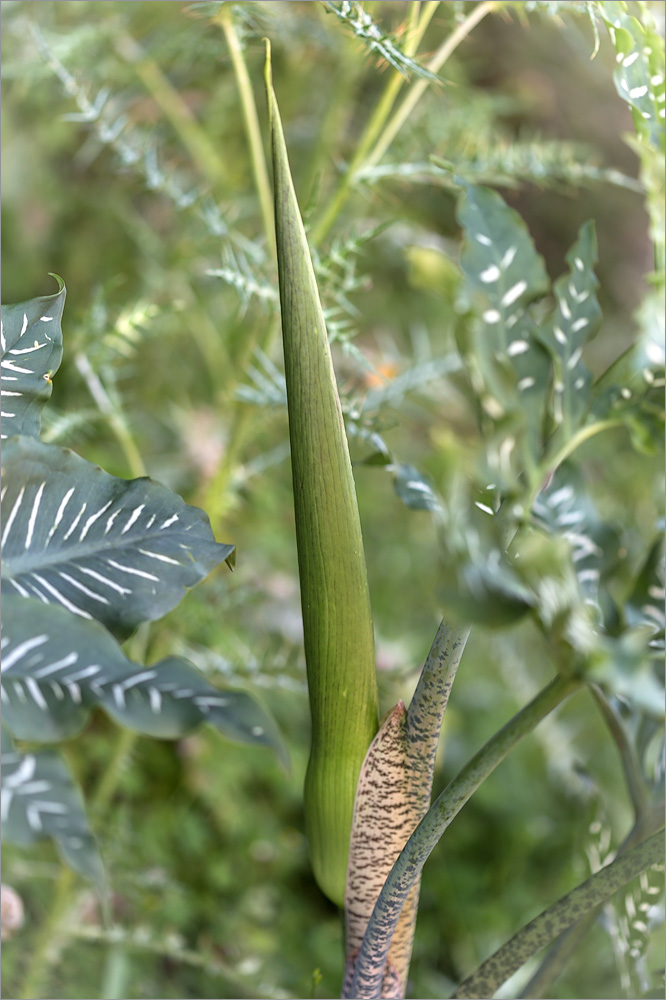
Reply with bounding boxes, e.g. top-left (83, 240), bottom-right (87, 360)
top-left (1, 2), bottom-right (664, 999)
